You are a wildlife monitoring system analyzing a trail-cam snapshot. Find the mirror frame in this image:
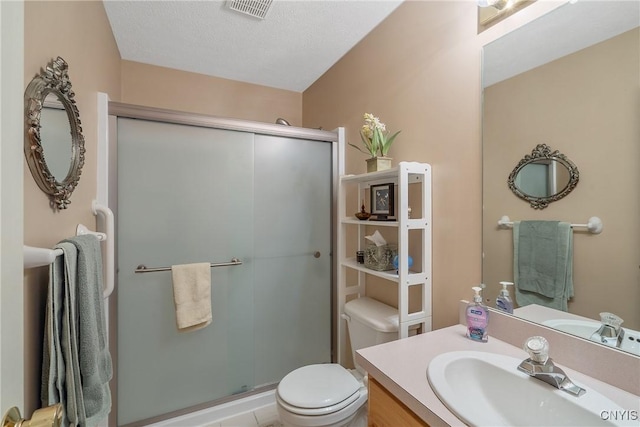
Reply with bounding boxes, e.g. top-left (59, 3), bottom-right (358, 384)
top-left (24, 56), bottom-right (85, 210)
top-left (507, 143), bottom-right (579, 209)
